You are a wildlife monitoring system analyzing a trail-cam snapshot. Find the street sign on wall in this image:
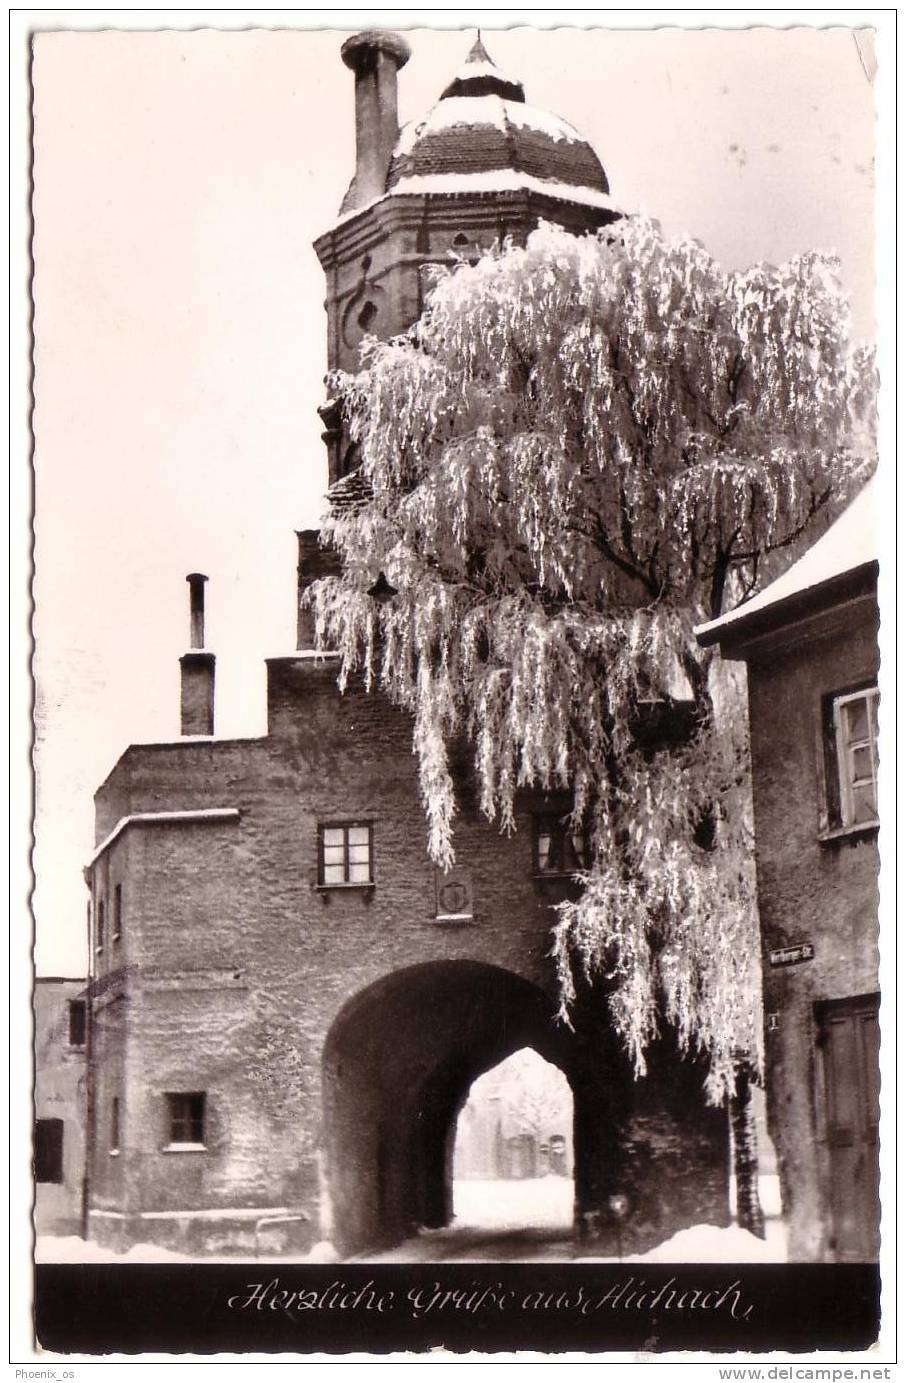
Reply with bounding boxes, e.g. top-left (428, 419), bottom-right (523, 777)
top-left (768, 942), bottom-right (815, 968)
